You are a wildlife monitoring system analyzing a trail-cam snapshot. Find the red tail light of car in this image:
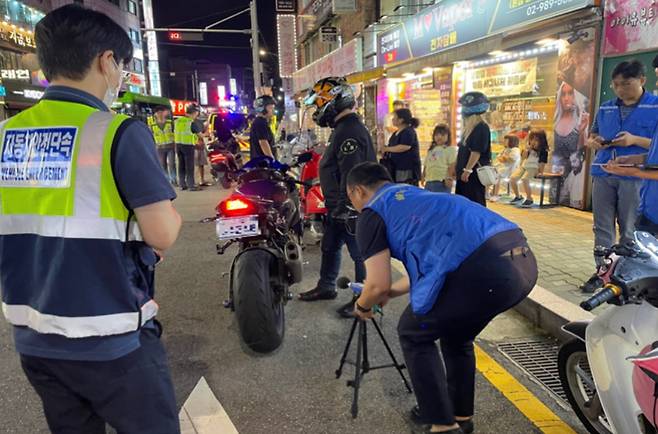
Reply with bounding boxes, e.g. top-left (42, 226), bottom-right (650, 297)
top-left (218, 195), bottom-right (257, 217)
